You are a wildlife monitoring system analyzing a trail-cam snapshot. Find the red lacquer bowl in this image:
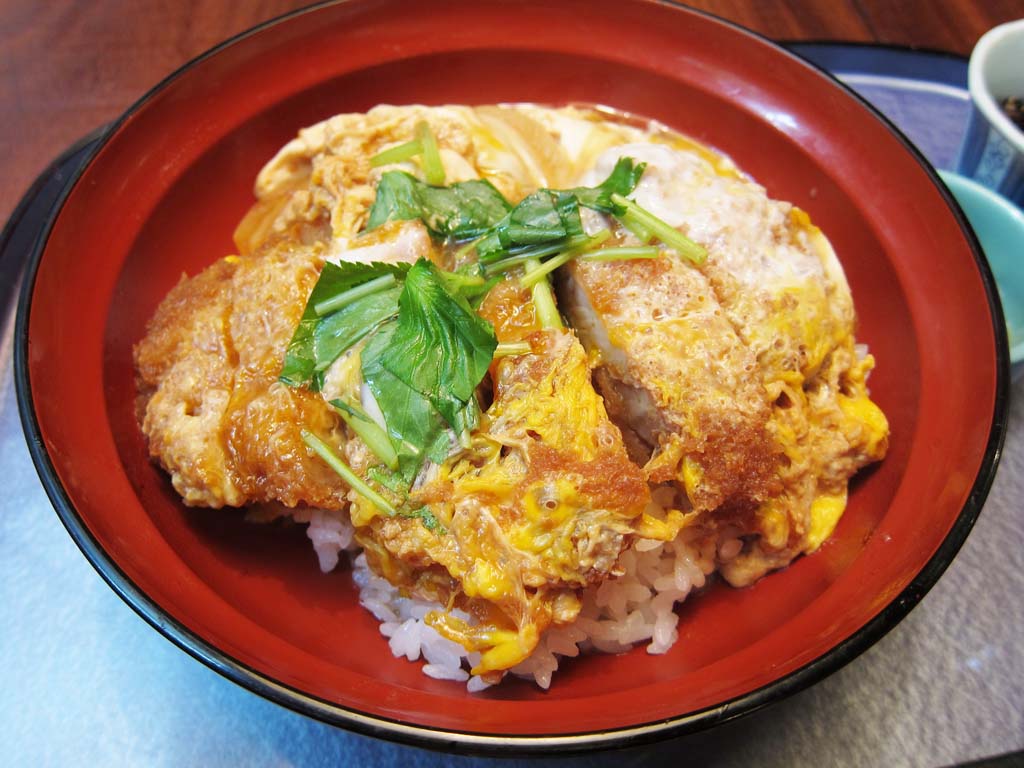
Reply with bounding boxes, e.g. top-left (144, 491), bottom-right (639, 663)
top-left (14, 0), bottom-right (1008, 753)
